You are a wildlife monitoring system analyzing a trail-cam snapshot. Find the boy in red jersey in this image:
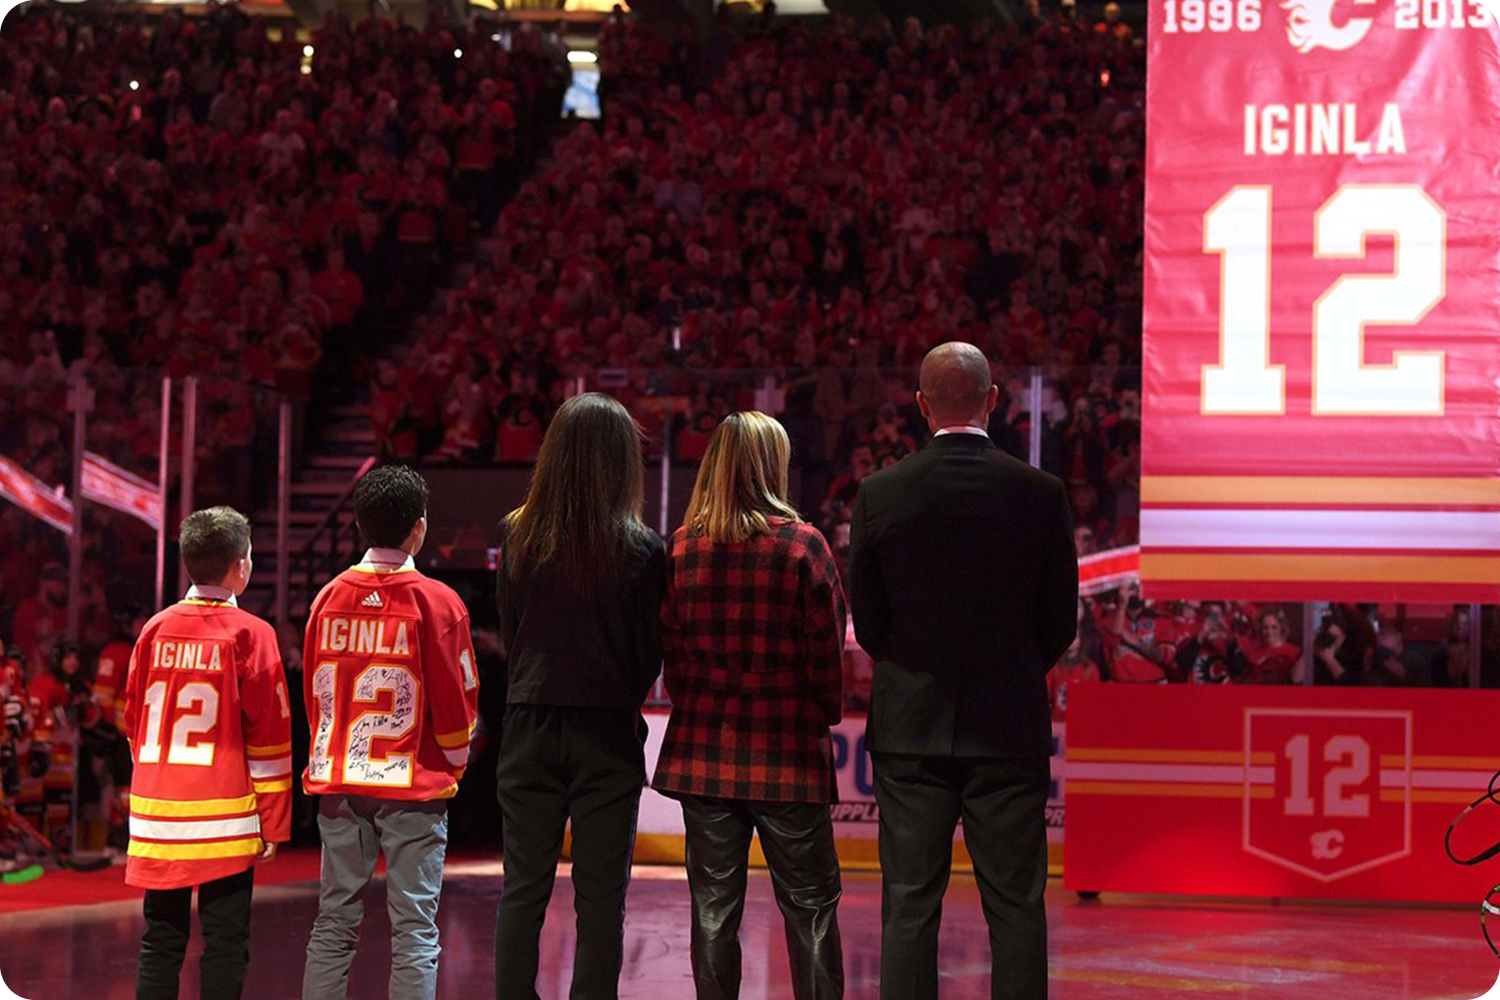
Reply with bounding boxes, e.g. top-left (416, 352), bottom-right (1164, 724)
top-left (123, 506), bottom-right (292, 1000)
top-left (301, 465), bottom-right (478, 1000)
